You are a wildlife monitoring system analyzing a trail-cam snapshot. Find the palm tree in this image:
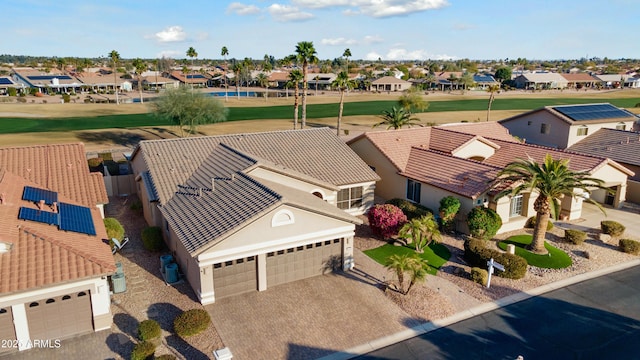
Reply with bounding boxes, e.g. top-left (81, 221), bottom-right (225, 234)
top-left (493, 154), bottom-right (607, 253)
top-left (221, 46), bottom-right (229, 101)
top-left (132, 58), bottom-right (146, 104)
top-left (109, 50), bottom-right (120, 105)
top-left (385, 254), bottom-right (412, 294)
top-left (232, 61), bottom-right (243, 98)
top-left (256, 72), bottom-right (269, 102)
top-left (153, 59), bottom-right (159, 92)
top-left (343, 48), bottom-right (352, 73)
top-left (373, 107), bottom-right (421, 129)
top-left (295, 41), bottom-right (318, 129)
top-left (331, 71), bottom-right (354, 136)
top-left (314, 75), bottom-right (320, 96)
top-left (288, 69), bottom-right (303, 129)
top-left (405, 257), bottom-right (429, 295)
top-left (398, 214), bottom-right (441, 254)
top-left (186, 47), bottom-right (198, 89)
top-left (486, 84), bottom-right (500, 122)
